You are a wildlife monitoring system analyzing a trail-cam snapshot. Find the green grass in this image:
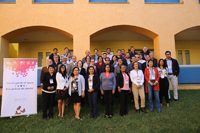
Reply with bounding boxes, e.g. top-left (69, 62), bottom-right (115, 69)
top-left (0, 90), bottom-right (200, 133)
